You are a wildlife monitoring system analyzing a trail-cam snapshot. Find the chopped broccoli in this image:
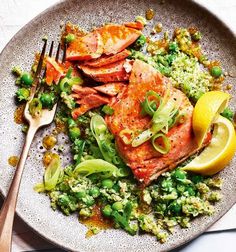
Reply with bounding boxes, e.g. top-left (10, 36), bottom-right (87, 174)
top-left (15, 88), bottom-right (30, 102)
top-left (168, 41), bottom-right (179, 53)
top-left (221, 107), bottom-right (234, 121)
top-left (12, 66), bottom-right (22, 76)
top-left (134, 34), bottom-right (146, 50)
top-left (61, 92), bottom-right (76, 109)
top-left (72, 139), bottom-right (86, 165)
